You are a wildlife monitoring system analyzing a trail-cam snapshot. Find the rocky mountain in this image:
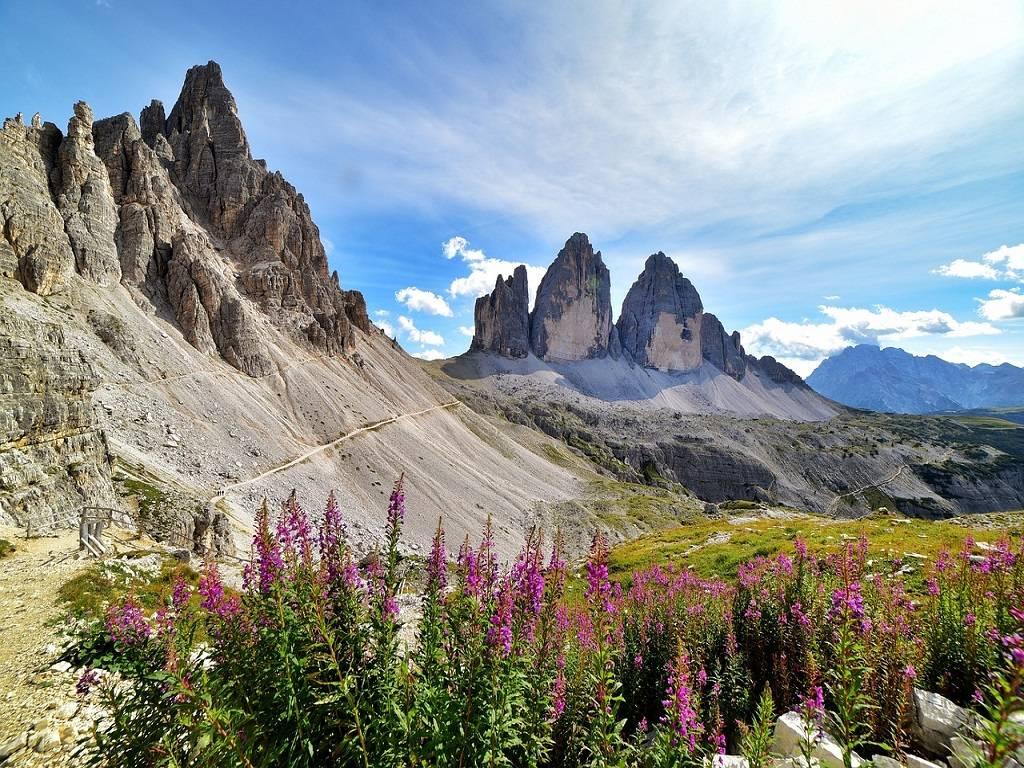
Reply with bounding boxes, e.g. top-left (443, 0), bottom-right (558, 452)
top-left (530, 233), bottom-right (619, 361)
top-left (471, 266), bottom-right (530, 357)
top-left (433, 242), bottom-right (1024, 518)
top-left (3, 61), bottom-right (1022, 553)
top-left (808, 345), bottom-right (1024, 414)
top-left (0, 62), bottom-right (597, 558)
top-left (460, 235), bottom-right (811, 404)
